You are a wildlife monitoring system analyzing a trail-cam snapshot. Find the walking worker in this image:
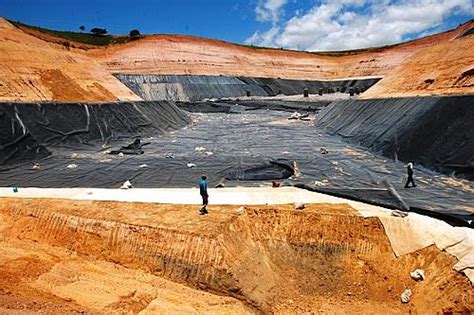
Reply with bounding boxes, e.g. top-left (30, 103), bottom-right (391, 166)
top-left (199, 175), bottom-right (209, 215)
top-left (404, 162), bottom-right (417, 188)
